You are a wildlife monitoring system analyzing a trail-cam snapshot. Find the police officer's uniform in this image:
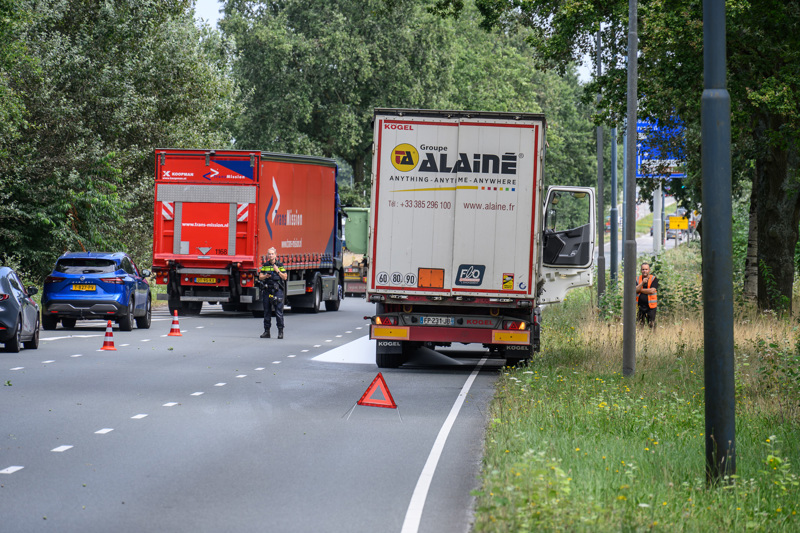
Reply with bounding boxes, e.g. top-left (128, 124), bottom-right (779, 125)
top-left (260, 261), bottom-right (286, 338)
